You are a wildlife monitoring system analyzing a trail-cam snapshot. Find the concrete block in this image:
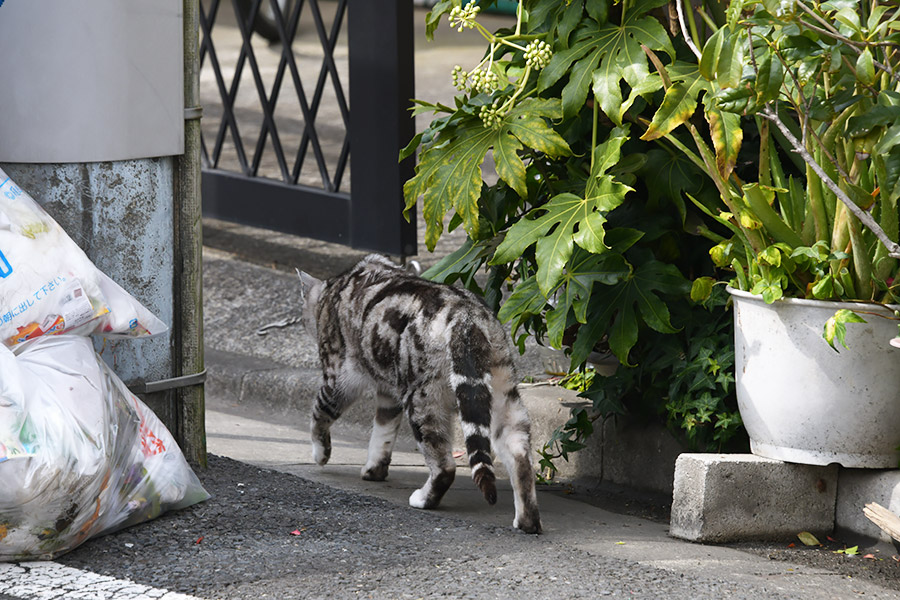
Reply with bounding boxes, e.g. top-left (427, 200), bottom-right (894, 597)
top-left (602, 418), bottom-right (685, 495)
top-left (835, 469), bottom-right (900, 543)
top-left (518, 386), bottom-right (686, 495)
top-left (671, 453), bottom-right (837, 543)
